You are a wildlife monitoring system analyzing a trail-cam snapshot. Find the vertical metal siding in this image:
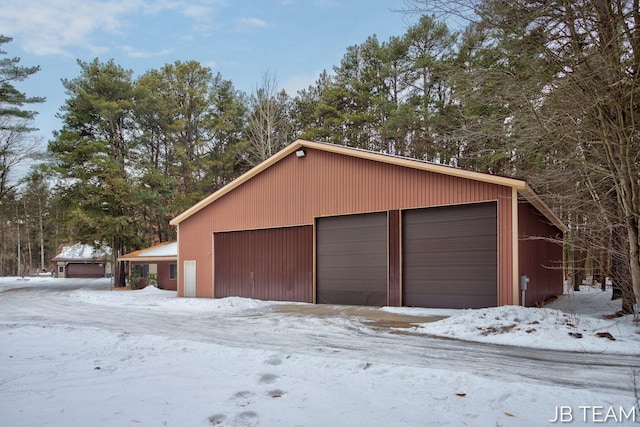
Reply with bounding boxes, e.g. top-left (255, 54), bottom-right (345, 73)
top-left (177, 148), bottom-right (515, 303)
top-left (518, 201), bottom-right (564, 306)
top-left (214, 226), bottom-right (313, 302)
top-left (196, 150), bottom-right (510, 229)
